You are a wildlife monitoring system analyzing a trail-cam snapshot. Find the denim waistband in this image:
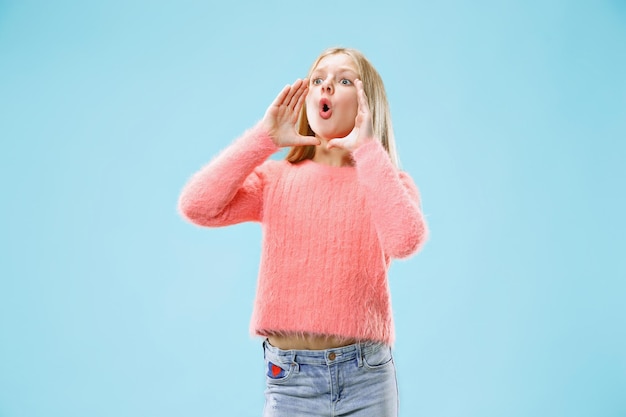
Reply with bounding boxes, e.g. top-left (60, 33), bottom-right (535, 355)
top-left (263, 339), bottom-right (387, 366)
